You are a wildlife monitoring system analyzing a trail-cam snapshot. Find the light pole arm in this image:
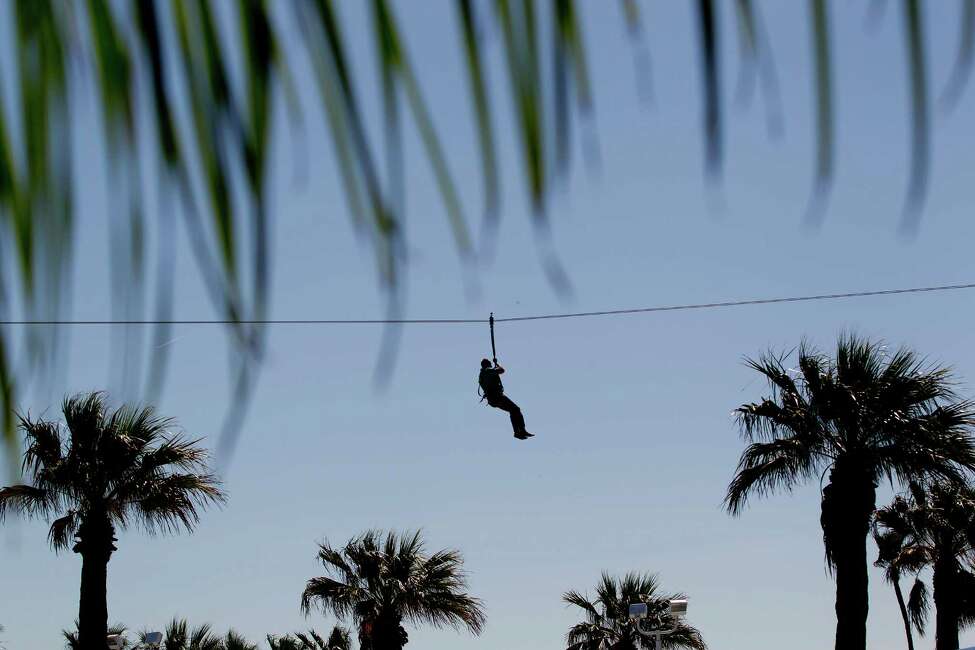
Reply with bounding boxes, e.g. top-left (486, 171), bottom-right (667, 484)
top-left (634, 619), bottom-right (676, 650)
